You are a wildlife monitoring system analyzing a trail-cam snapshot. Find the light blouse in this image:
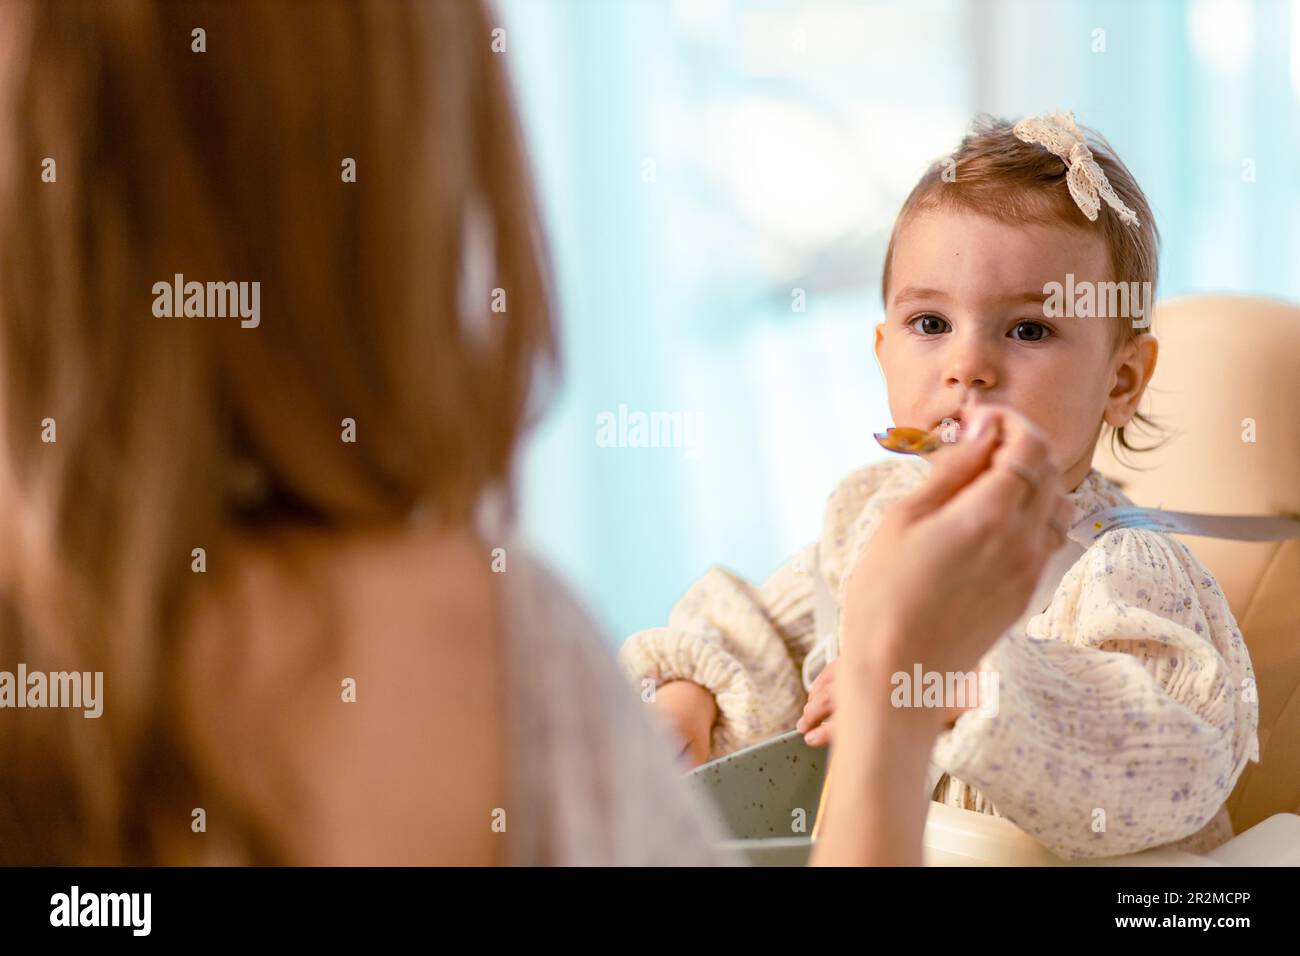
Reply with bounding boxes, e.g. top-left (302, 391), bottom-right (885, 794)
top-left (501, 546), bottom-right (740, 865)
